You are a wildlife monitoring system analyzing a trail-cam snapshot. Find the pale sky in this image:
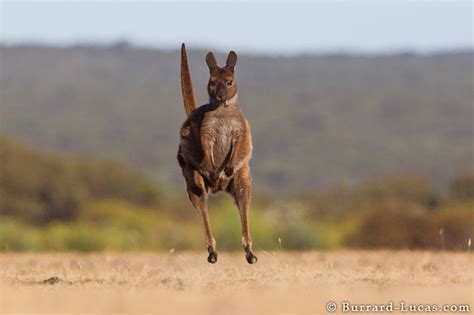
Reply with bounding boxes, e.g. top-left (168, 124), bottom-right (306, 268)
top-left (1, 1), bottom-right (472, 54)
